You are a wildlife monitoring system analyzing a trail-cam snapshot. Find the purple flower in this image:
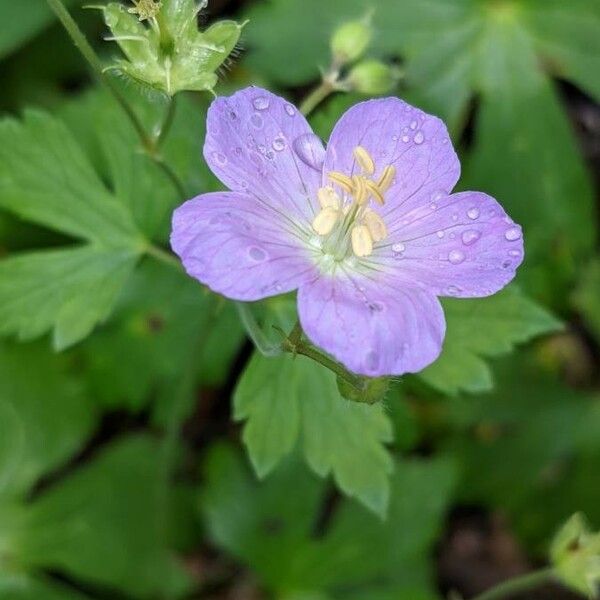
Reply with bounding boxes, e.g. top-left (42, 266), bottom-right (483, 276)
top-left (171, 87), bottom-right (524, 377)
